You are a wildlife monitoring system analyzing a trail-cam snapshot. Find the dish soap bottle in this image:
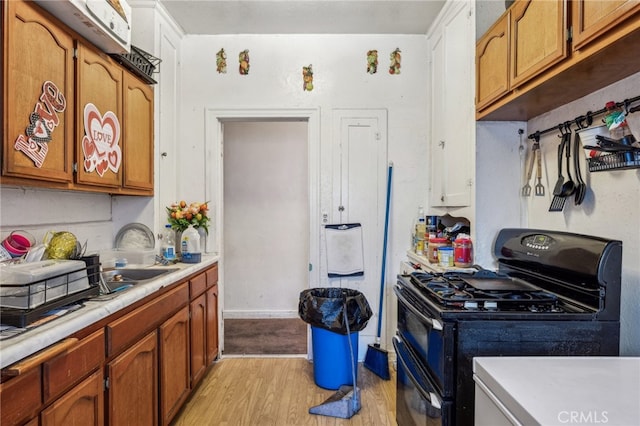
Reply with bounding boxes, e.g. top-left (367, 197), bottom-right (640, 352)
top-left (181, 225), bottom-right (201, 263)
